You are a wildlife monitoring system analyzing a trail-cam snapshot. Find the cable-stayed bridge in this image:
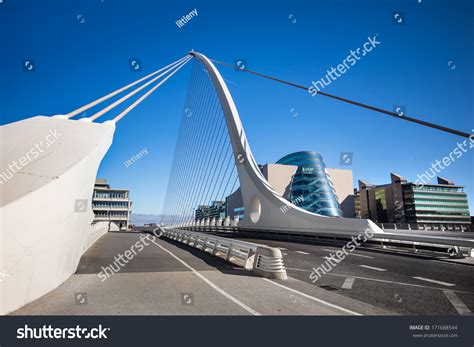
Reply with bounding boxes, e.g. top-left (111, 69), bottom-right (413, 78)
top-left (1, 52), bottom-right (473, 315)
